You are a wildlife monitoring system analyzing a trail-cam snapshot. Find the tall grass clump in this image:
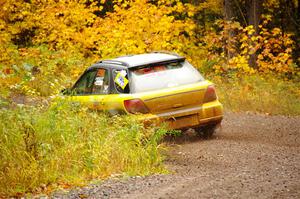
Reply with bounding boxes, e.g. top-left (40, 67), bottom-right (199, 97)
top-left (212, 74), bottom-right (300, 115)
top-left (0, 100), bottom-right (169, 197)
